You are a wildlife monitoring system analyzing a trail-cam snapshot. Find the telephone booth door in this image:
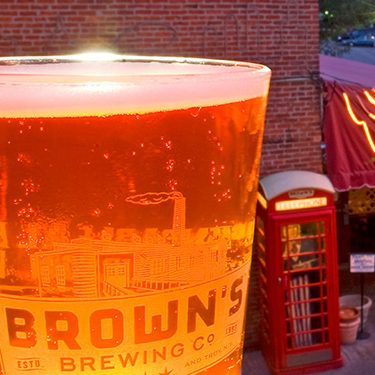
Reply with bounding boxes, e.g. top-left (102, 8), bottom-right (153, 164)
top-left (256, 171), bottom-right (342, 374)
